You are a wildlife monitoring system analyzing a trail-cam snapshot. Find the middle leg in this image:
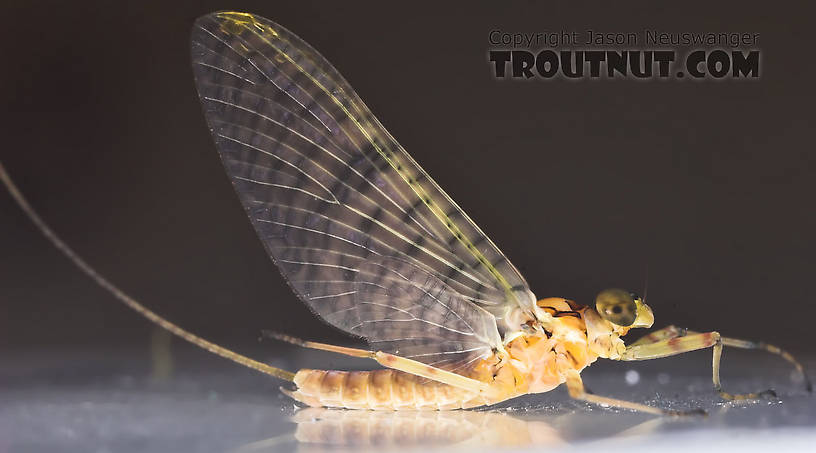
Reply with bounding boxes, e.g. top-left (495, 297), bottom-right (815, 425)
top-left (564, 370), bottom-right (705, 416)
